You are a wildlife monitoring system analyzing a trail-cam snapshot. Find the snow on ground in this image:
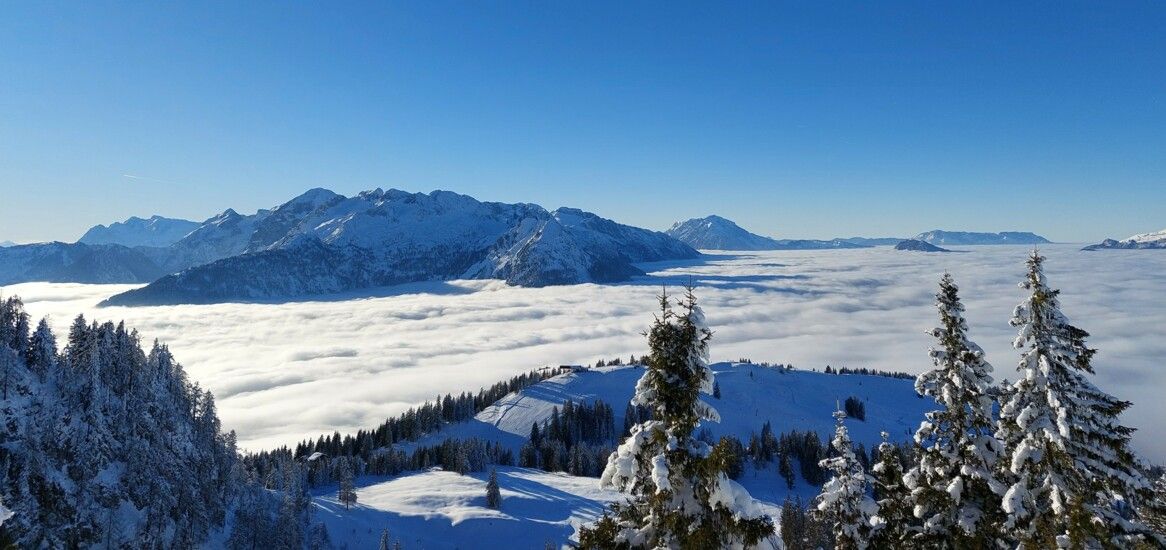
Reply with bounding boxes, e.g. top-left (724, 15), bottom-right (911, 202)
top-left (6, 244), bottom-right (1166, 462)
top-left (312, 467), bottom-right (619, 550)
top-left (411, 363), bottom-right (931, 454)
